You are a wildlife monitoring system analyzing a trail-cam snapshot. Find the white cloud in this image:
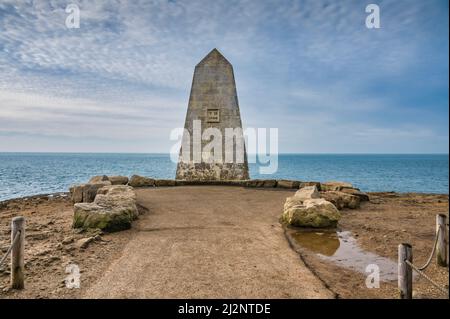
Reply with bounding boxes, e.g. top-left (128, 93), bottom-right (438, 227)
top-left (0, 90), bottom-right (185, 140)
top-left (0, 0), bottom-right (447, 152)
